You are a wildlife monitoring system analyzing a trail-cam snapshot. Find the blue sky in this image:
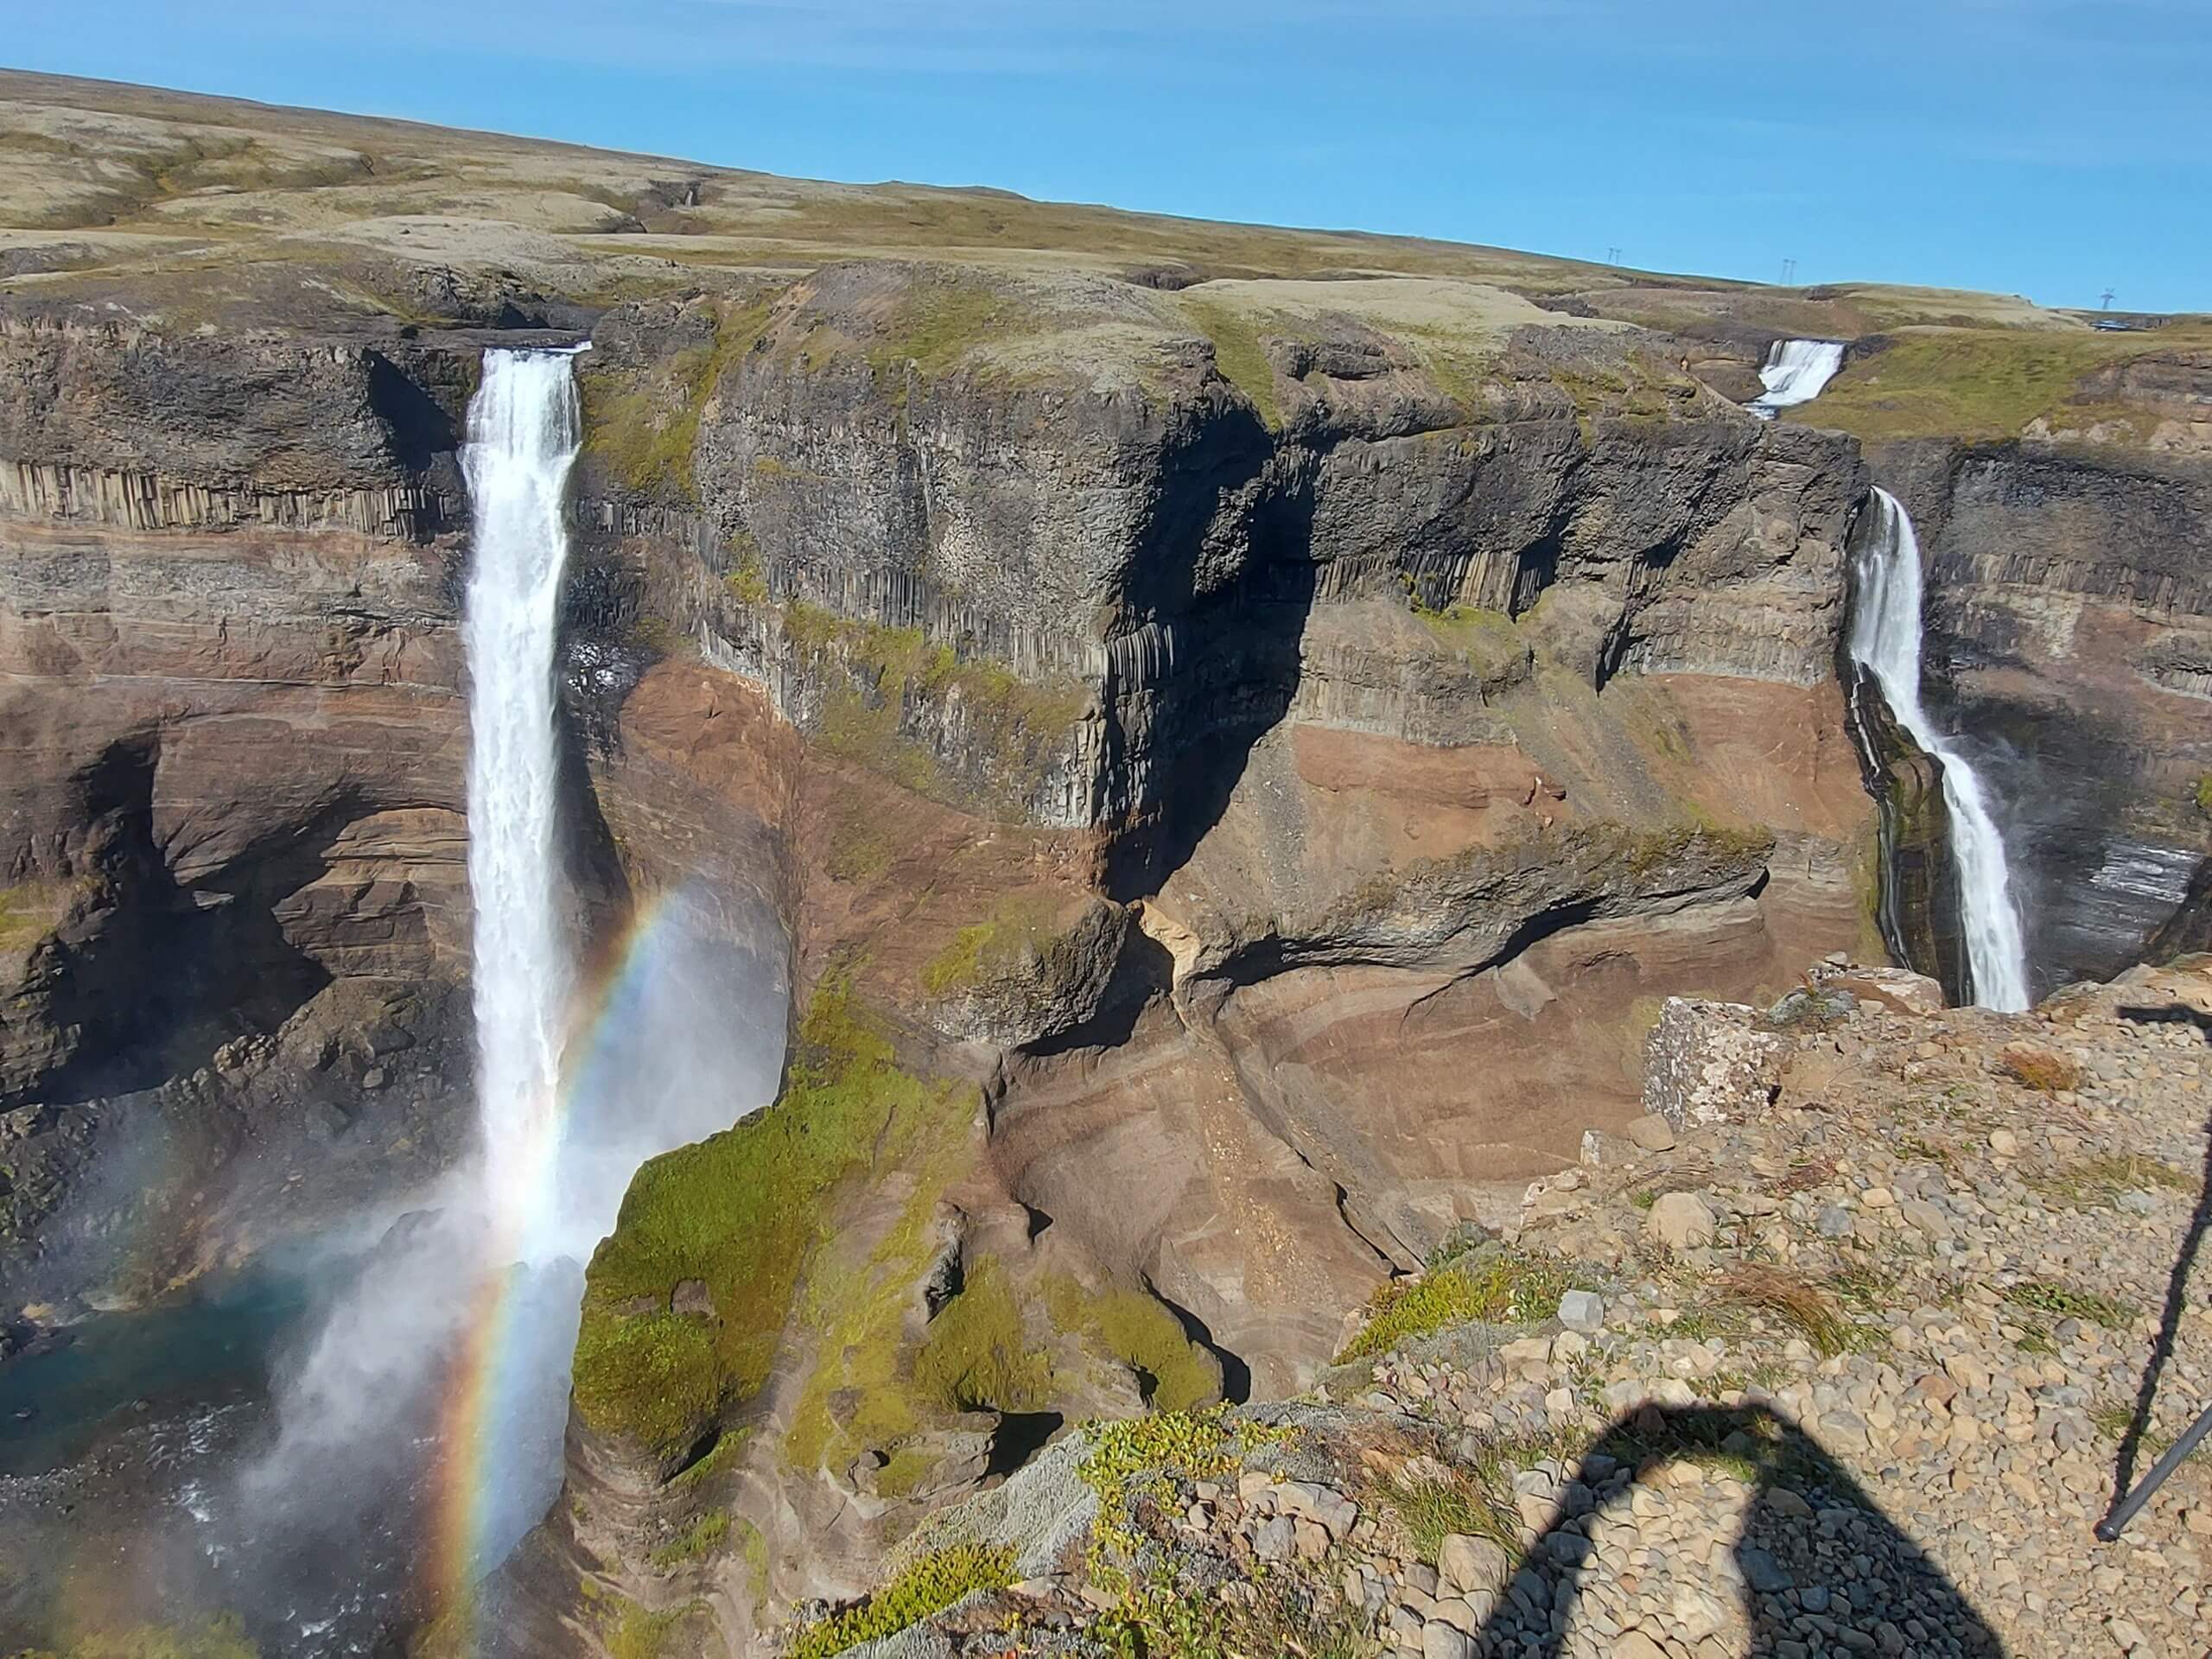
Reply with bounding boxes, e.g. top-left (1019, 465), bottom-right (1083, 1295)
top-left (13, 1), bottom-right (2208, 311)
